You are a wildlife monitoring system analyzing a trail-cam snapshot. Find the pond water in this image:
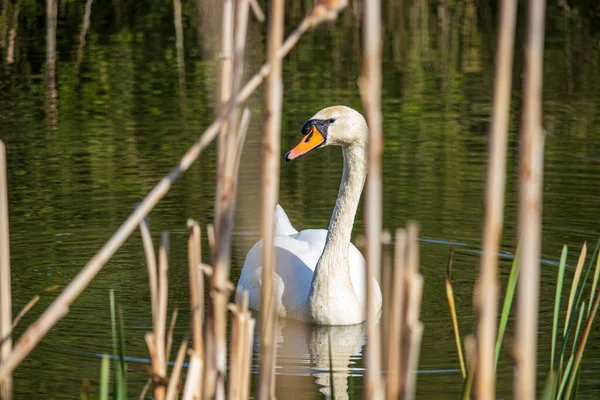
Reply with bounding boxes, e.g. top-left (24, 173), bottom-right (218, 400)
top-left (2, 0), bottom-right (600, 398)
